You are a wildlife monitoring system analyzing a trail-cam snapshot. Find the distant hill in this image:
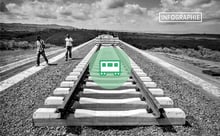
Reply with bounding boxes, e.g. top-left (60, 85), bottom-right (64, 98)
top-left (0, 27), bottom-right (99, 47)
top-left (1, 23), bottom-right (220, 51)
top-left (0, 23), bottom-right (76, 32)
